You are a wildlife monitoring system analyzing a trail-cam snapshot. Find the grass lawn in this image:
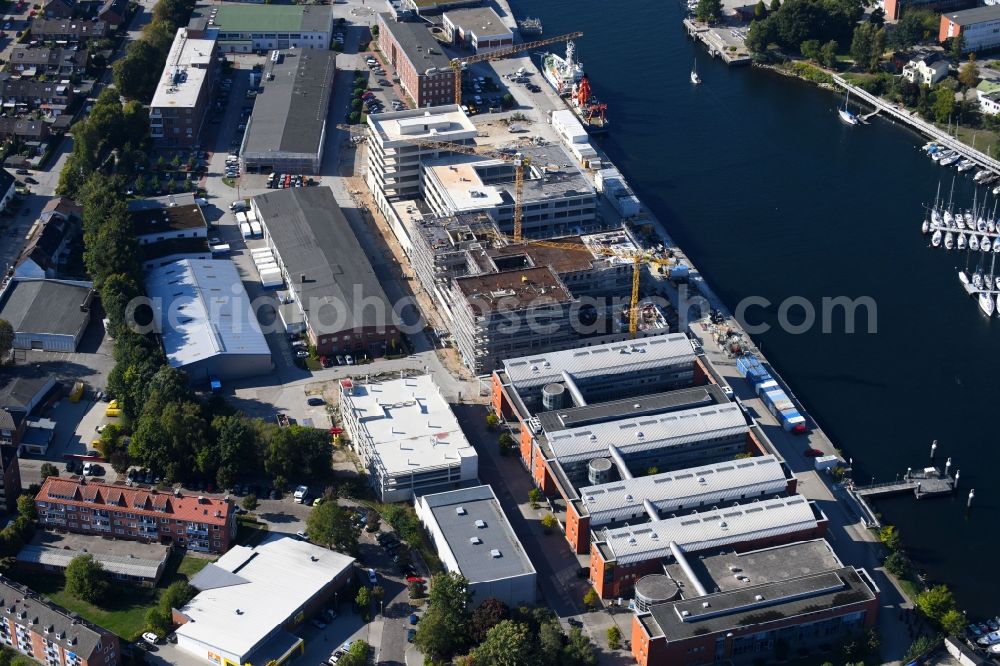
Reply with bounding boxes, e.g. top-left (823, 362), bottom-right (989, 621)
top-left (8, 552), bottom-right (215, 642)
top-left (236, 516), bottom-right (269, 546)
top-left (951, 125), bottom-right (1000, 156)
